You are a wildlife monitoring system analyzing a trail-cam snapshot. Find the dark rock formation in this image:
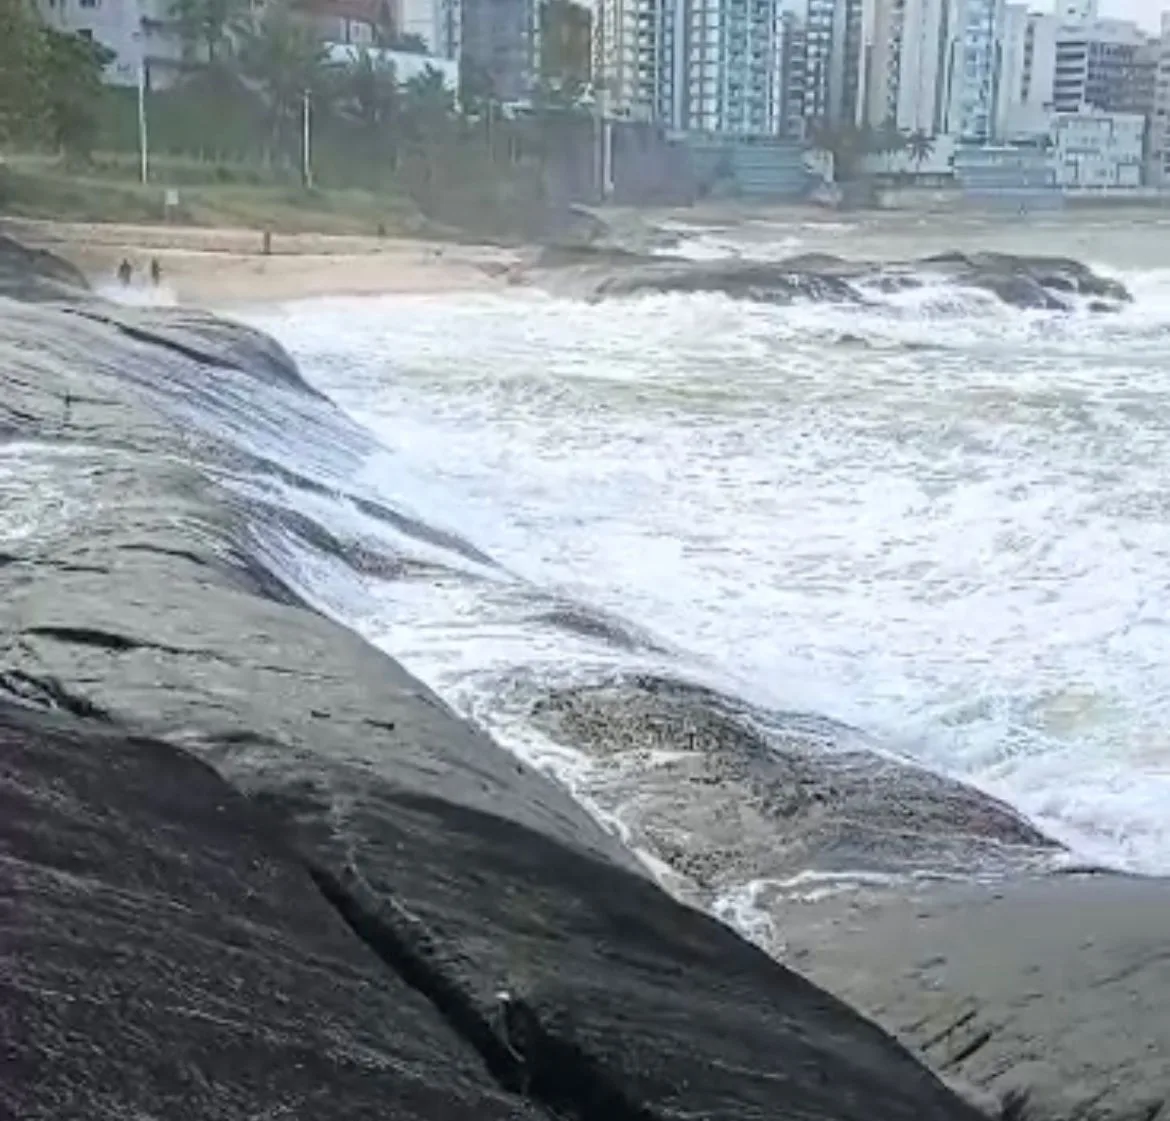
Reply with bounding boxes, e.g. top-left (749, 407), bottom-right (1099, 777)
top-left (529, 245), bottom-right (1131, 311)
top-left (0, 701), bottom-right (539, 1121)
top-left (1, 246), bottom-right (986, 1119)
top-left (531, 673), bottom-right (1059, 887)
top-left (776, 873), bottom-right (1170, 1121)
top-left (0, 232), bottom-right (87, 301)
